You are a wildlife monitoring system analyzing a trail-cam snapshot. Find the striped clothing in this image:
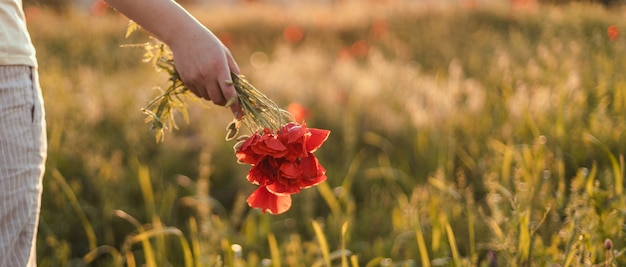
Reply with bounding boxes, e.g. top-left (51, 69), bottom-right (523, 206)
top-left (0, 65), bottom-right (46, 266)
top-left (1, 0), bottom-right (45, 265)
